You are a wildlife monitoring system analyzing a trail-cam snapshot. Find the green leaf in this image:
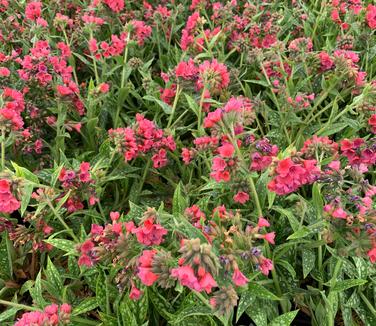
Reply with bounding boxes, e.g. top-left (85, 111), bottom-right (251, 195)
top-left (256, 171), bottom-right (269, 209)
top-left (0, 307), bottom-right (20, 322)
top-left (172, 182), bottom-right (187, 217)
top-left (273, 207), bottom-right (299, 232)
top-left (0, 235), bottom-right (11, 279)
top-left (119, 295), bottom-right (138, 326)
top-left (172, 306), bottom-right (212, 325)
top-left (245, 297), bottom-right (267, 326)
top-left (268, 190), bottom-right (276, 210)
top-left (287, 226), bottom-right (311, 240)
top-left (44, 239), bottom-right (76, 254)
top-left (236, 292), bottom-right (254, 322)
top-left (248, 283), bottom-right (280, 301)
top-left (331, 279), bottom-right (367, 292)
top-left (45, 256), bottom-right (63, 295)
top-left (30, 271), bottom-right (47, 307)
top-left (143, 95), bottom-right (172, 114)
top-left (96, 272), bottom-right (108, 311)
top-left (302, 249), bottom-right (316, 278)
top-left (269, 310), bottom-right (299, 326)
top-left (11, 162), bottom-right (39, 183)
top-left (312, 183), bottom-right (323, 217)
top-left (126, 201), bottom-right (144, 222)
top-left (277, 260), bottom-right (296, 279)
top-left (20, 186), bottom-right (33, 218)
top-left (68, 255), bottom-right (80, 278)
top-left (73, 298), bottom-right (99, 316)
top-left (184, 94), bottom-right (199, 117)
top-left (317, 123), bottom-right (348, 136)
top-left (148, 287), bottom-right (174, 321)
